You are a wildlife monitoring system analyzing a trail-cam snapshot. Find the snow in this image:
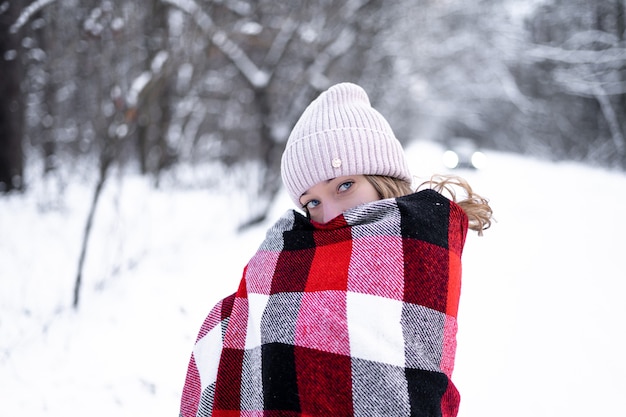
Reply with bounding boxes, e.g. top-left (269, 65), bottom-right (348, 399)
top-left (1, 141), bottom-right (625, 416)
top-left (127, 72), bottom-right (152, 107)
